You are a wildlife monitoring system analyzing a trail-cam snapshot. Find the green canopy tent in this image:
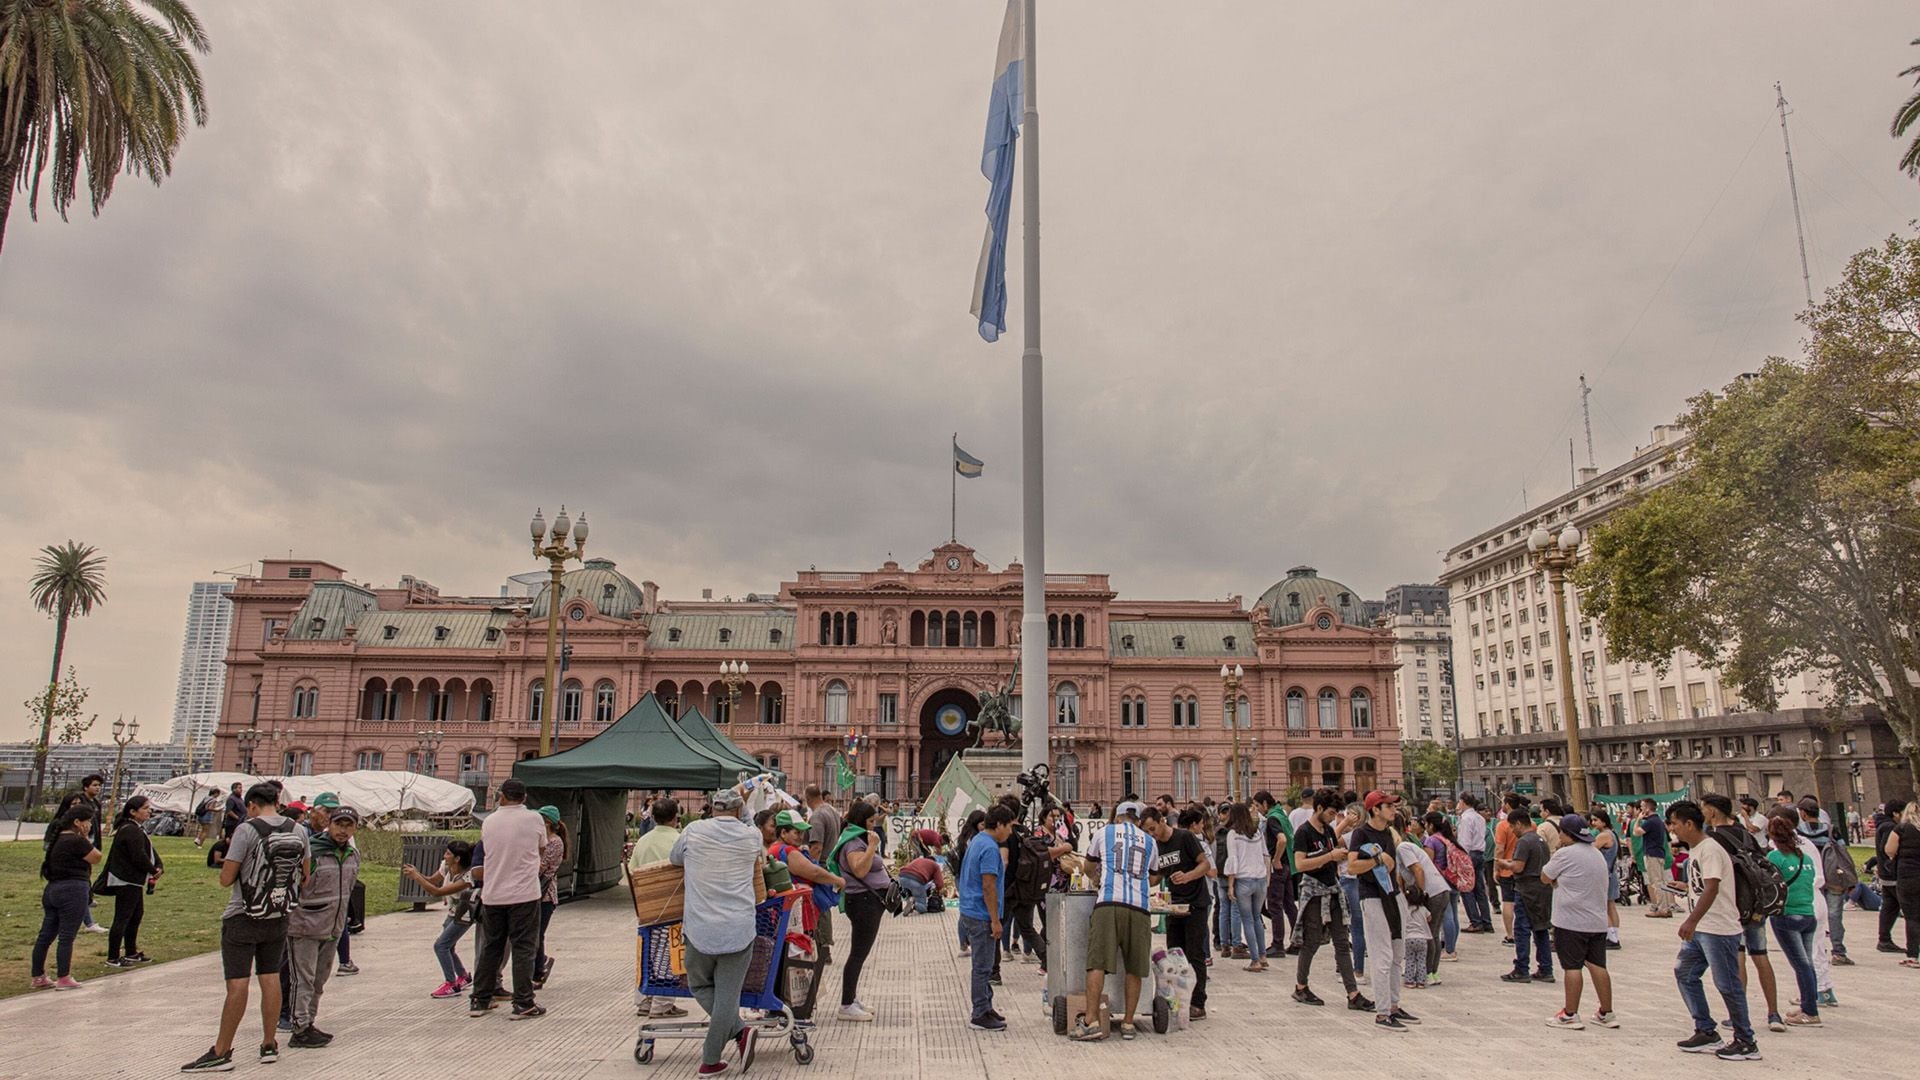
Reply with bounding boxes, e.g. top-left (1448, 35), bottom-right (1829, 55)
top-left (676, 703), bottom-right (775, 781)
top-left (512, 692), bottom-right (744, 896)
